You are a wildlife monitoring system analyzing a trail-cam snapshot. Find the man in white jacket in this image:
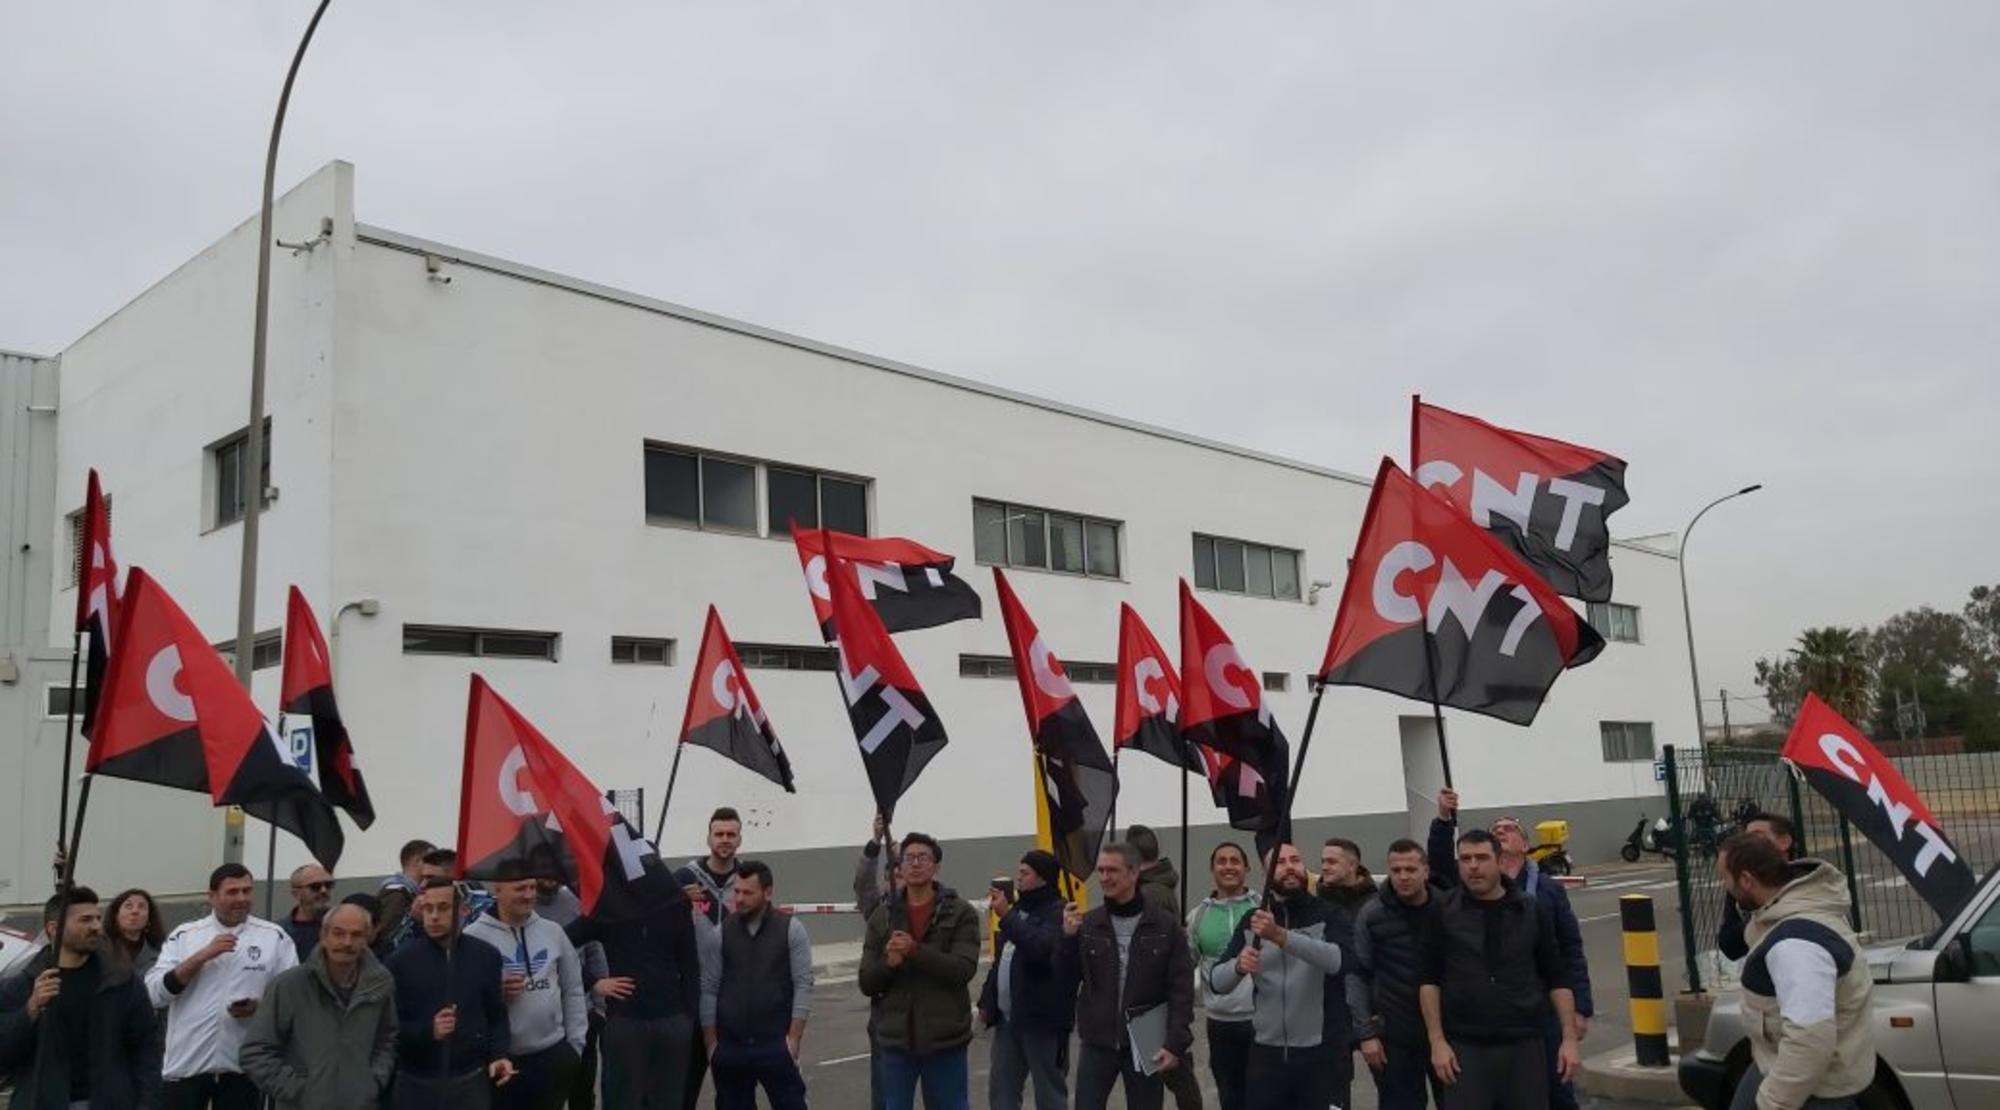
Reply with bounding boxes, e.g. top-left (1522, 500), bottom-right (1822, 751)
top-left (147, 863), bottom-right (299, 1110)
top-left (465, 867), bottom-right (589, 1110)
